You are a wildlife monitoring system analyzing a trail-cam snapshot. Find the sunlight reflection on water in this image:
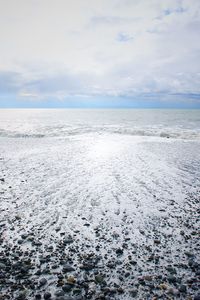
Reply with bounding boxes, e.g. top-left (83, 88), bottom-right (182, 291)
top-left (89, 135), bottom-right (122, 159)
